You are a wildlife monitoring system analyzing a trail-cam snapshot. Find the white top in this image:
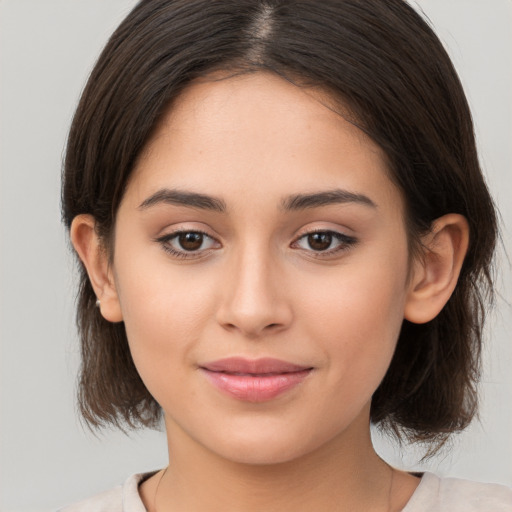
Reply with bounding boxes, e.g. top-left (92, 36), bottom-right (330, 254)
top-left (58, 471), bottom-right (512, 511)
